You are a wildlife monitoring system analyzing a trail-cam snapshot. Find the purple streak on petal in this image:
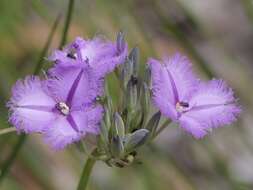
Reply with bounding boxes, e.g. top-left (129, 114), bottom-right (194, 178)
top-left (46, 67), bottom-right (101, 108)
top-left (163, 53), bottom-right (198, 102)
top-left (188, 103), bottom-right (230, 112)
top-left (165, 66), bottom-right (179, 103)
top-left (66, 114), bottom-right (79, 132)
top-left (16, 105), bottom-right (53, 113)
top-left (66, 68), bottom-right (84, 106)
top-left (179, 79), bottom-right (241, 138)
top-left (148, 54), bottom-right (198, 120)
top-left (148, 58), bottom-right (178, 120)
top-left (43, 105), bottom-right (103, 150)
